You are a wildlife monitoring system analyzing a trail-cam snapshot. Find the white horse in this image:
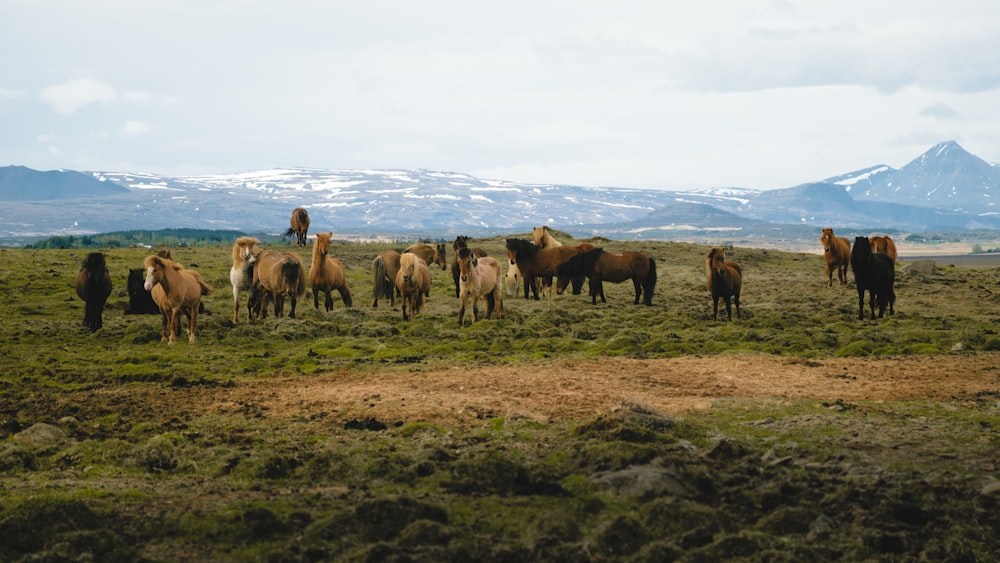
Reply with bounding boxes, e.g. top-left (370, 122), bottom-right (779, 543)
top-left (229, 236), bottom-right (260, 324)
